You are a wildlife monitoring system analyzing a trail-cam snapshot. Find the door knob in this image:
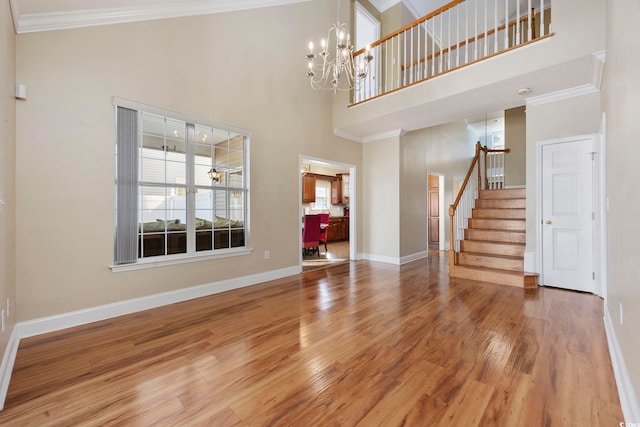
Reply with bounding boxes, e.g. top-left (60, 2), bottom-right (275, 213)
top-left (545, 220), bottom-right (552, 224)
